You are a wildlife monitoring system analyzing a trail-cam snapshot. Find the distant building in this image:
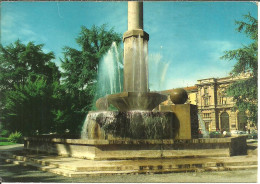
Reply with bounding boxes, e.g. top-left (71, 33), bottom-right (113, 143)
top-left (184, 86), bottom-right (198, 105)
top-left (161, 73), bottom-right (255, 132)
